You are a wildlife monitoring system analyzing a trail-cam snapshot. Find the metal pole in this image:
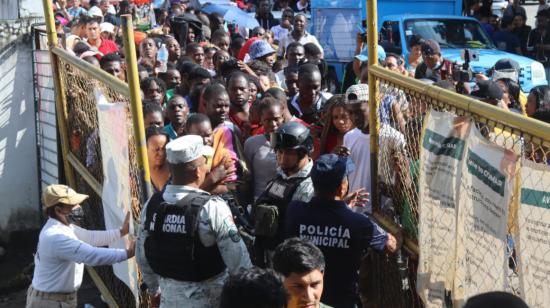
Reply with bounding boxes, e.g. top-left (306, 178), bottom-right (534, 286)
top-left (121, 15), bottom-right (153, 200)
top-left (367, 0), bottom-right (380, 211)
top-left (42, 0), bottom-right (76, 188)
